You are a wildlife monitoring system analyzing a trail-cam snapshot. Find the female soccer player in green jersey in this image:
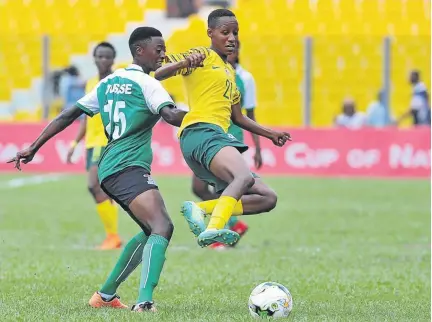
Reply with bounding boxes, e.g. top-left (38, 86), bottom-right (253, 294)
top-left (8, 27), bottom-right (204, 313)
